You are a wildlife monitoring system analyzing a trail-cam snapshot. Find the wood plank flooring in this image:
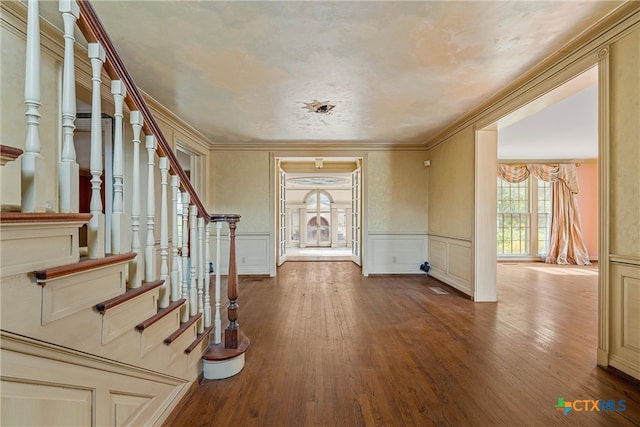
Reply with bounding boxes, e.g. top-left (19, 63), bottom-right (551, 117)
top-left (163, 262), bottom-right (640, 427)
